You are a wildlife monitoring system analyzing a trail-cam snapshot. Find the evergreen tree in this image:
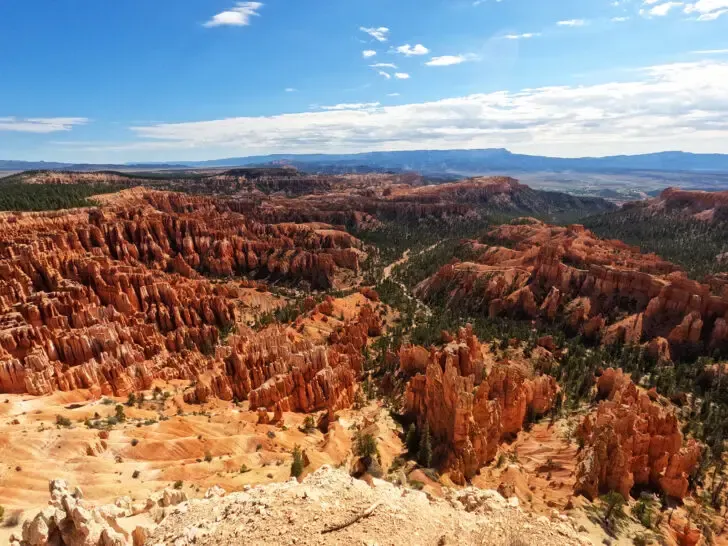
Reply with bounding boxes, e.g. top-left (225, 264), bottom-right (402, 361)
top-left (417, 423), bottom-right (433, 468)
top-left (406, 423), bottom-right (419, 455)
top-left (290, 445), bottom-right (305, 478)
